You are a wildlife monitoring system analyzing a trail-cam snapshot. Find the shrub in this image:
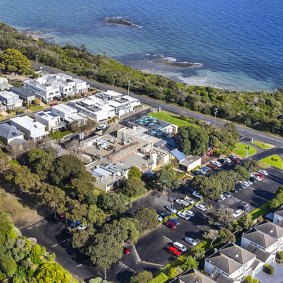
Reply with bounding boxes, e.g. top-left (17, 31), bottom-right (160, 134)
top-left (243, 275), bottom-right (260, 283)
top-left (263, 264), bottom-right (274, 275)
top-left (277, 251), bottom-right (283, 263)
